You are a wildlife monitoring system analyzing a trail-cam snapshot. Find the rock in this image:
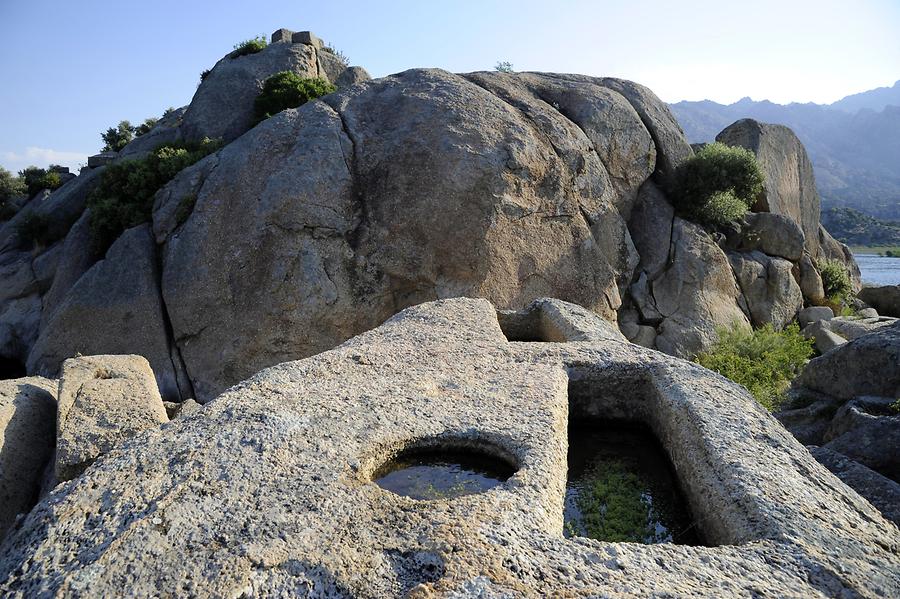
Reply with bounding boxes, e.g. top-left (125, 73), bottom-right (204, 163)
top-left (291, 31), bottom-right (322, 48)
top-left (794, 322), bottom-right (900, 401)
top-left (797, 253), bottom-right (825, 304)
top-left (55, 355), bottom-right (168, 482)
top-left (630, 324), bottom-right (657, 348)
top-left (653, 218), bottom-right (750, 357)
top-left (496, 297), bottom-right (626, 343)
top-left (798, 306), bottom-right (833, 328)
top-left (777, 395), bottom-right (845, 445)
top-left (1, 298), bottom-right (897, 596)
top-left (728, 250), bottom-right (803, 329)
top-left (87, 153), bottom-right (116, 168)
top-left (859, 285), bottom-right (900, 317)
top-left (37, 210), bottom-right (99, 329)
top-left (271, 28), bottom-right (294, 44)
top-left (181, 36), bottom-right (341, 144)
top-left (716, 119), bottom-right (821, 257)
top-left (629, 180), bottom-right (674, 279)
top-left (822, 397), bottom-right (899, 482)
top-left (808, 446), bottom-right (900, 525)
top-left (828, 315), bottom-right (896, 340)
top-left (118, 106), bottom-right (186, 159)
top-left (28, 225), bottom-right (190, 401)
top-left (801, 320), bottom-right (847, 354)
top-left (0, 377), bottom-right (56, 541)
top-left (161, 70), bottom-right (669, 400)
top-left (335, 66), bottom-right (371, 88)
top-left (857, 307), bottom-right (879, 318)
top-left (734, 212), bottom-right (805, 261)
